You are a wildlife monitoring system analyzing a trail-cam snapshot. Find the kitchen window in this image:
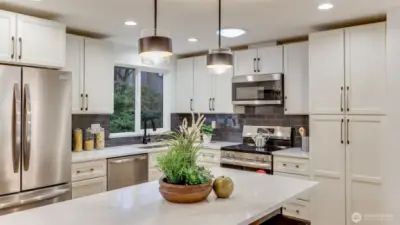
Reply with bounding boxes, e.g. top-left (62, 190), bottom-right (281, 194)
top-left (110, 66), bottom-right (166, 138)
